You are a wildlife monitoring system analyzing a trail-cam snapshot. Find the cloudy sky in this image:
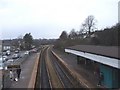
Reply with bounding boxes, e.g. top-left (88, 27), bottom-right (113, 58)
top-left (0, 0), bottom-right (119, 39)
